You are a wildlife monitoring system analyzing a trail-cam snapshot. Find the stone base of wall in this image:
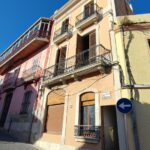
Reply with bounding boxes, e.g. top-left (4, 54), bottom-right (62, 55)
top-left (35, 140), bottom-right (92, 150)
top-left (9, 130), bottom-right (30, 142)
